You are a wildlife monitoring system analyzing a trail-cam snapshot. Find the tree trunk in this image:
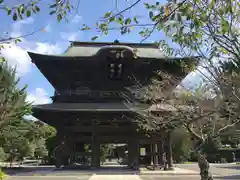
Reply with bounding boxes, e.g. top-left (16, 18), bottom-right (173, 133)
top-left (197, 151), bottom-right (214, 180)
